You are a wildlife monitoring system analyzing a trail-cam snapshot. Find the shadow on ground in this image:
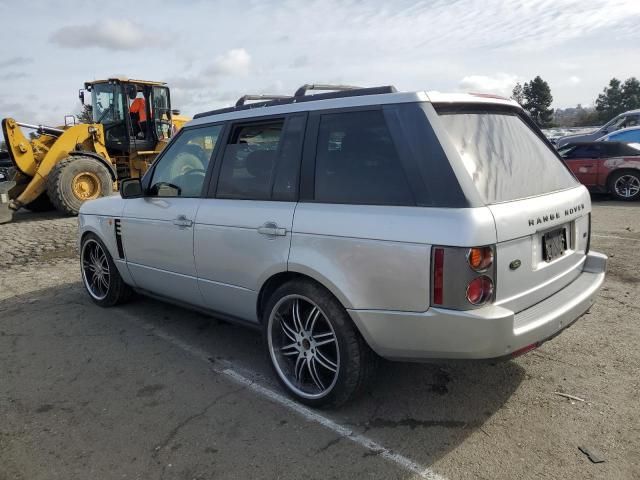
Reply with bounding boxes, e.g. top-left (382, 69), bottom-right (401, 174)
top-left (1, 280), bottom-right (526, 475)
